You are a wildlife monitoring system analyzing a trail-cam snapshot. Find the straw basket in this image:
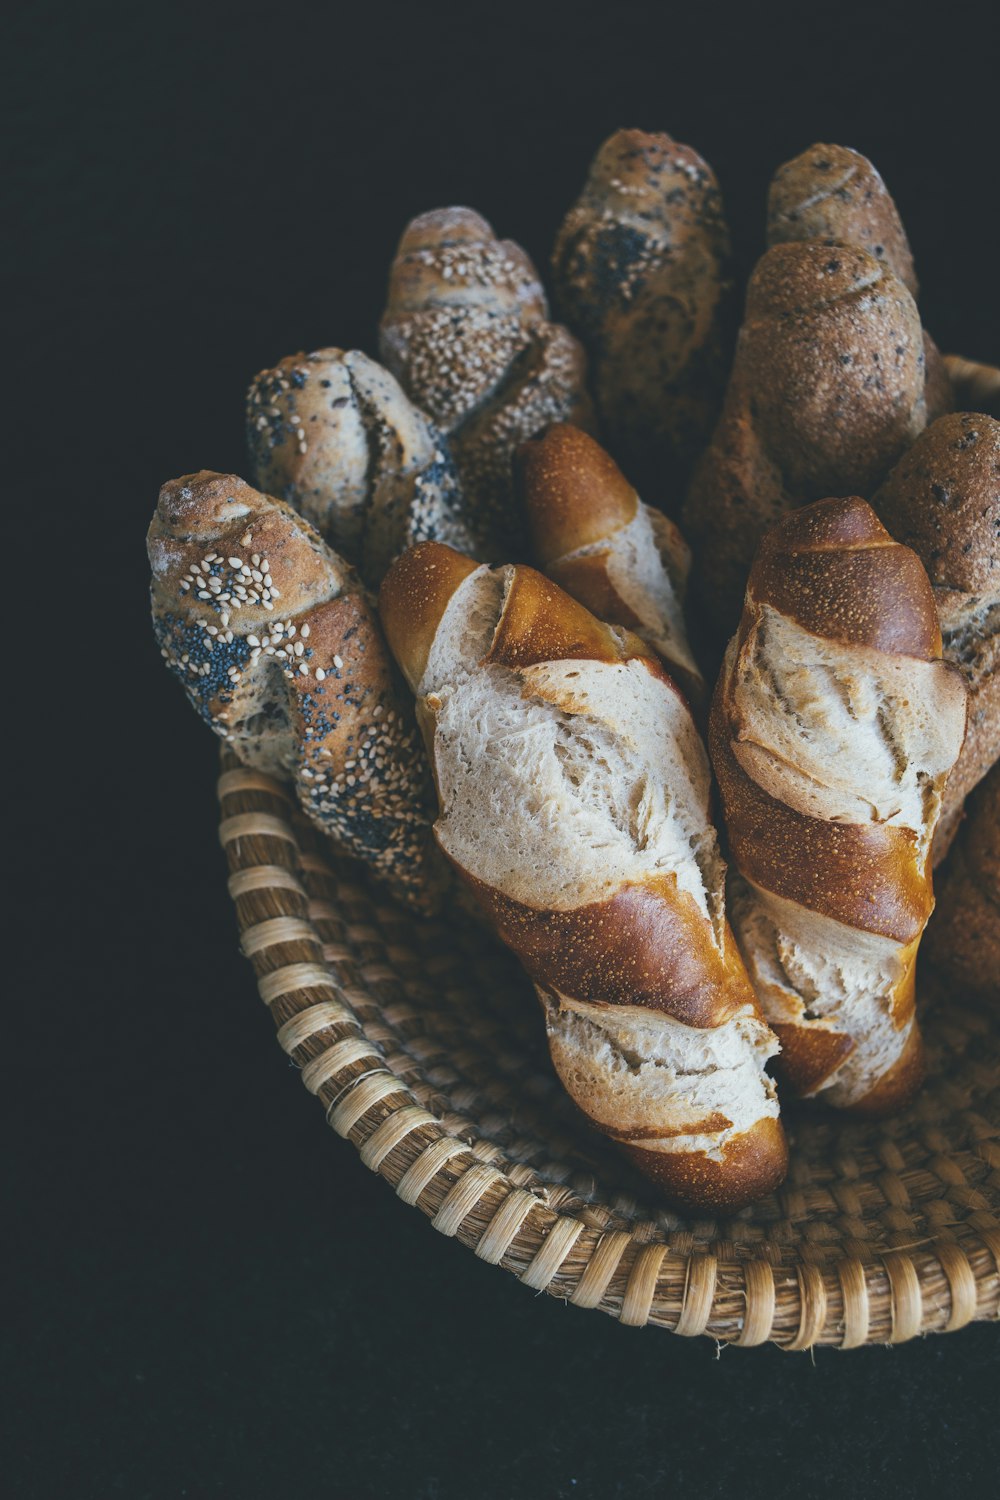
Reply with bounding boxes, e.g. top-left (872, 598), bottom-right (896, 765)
top-left (216, 356), bottom-right (1000, 1351)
